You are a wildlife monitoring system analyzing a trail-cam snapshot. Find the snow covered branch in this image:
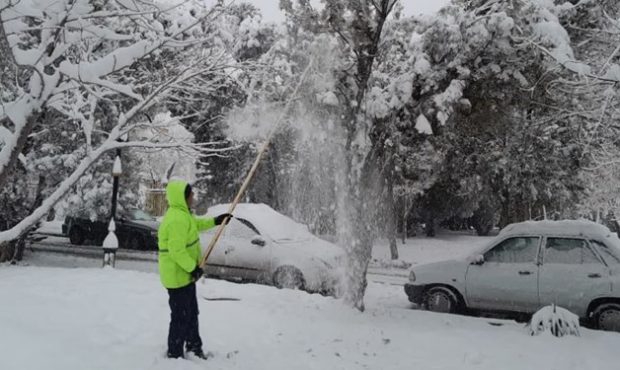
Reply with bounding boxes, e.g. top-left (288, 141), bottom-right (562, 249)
top-left (0, 0), bottom-right (225, 190)
top-left (0, 0), bottom-right (241, 245)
